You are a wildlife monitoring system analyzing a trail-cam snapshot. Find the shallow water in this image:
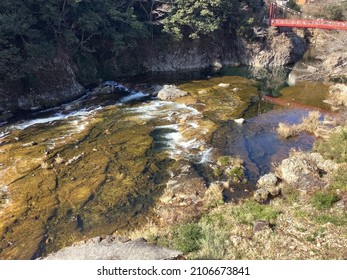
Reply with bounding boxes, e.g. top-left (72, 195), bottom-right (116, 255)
top-left (0, 67), bottom-right (332, 259)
